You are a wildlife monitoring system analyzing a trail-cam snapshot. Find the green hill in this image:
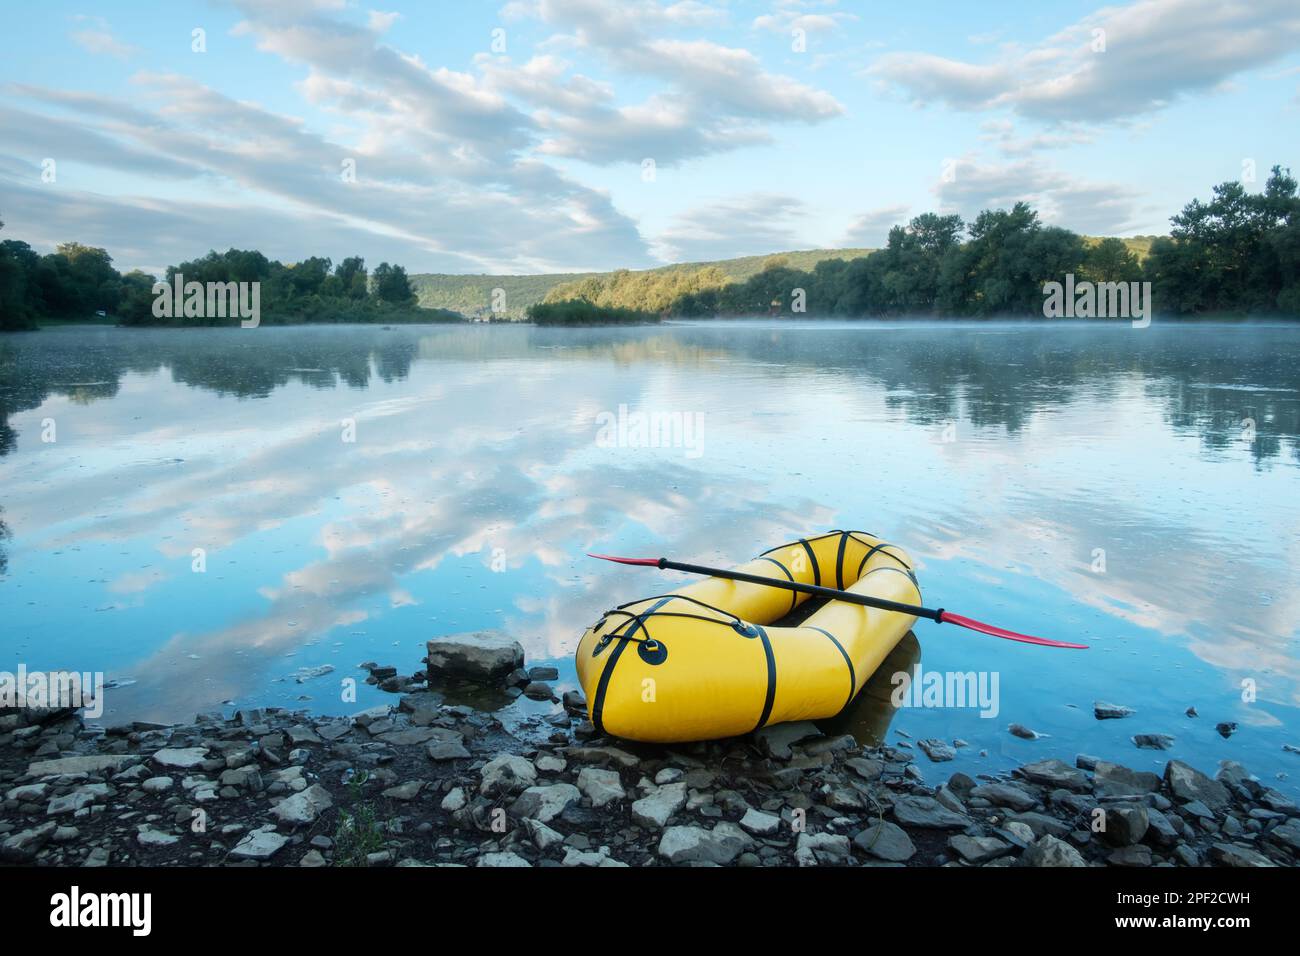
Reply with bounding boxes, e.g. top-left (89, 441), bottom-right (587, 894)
top-left (410, 248), bottom-right (873, 319)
